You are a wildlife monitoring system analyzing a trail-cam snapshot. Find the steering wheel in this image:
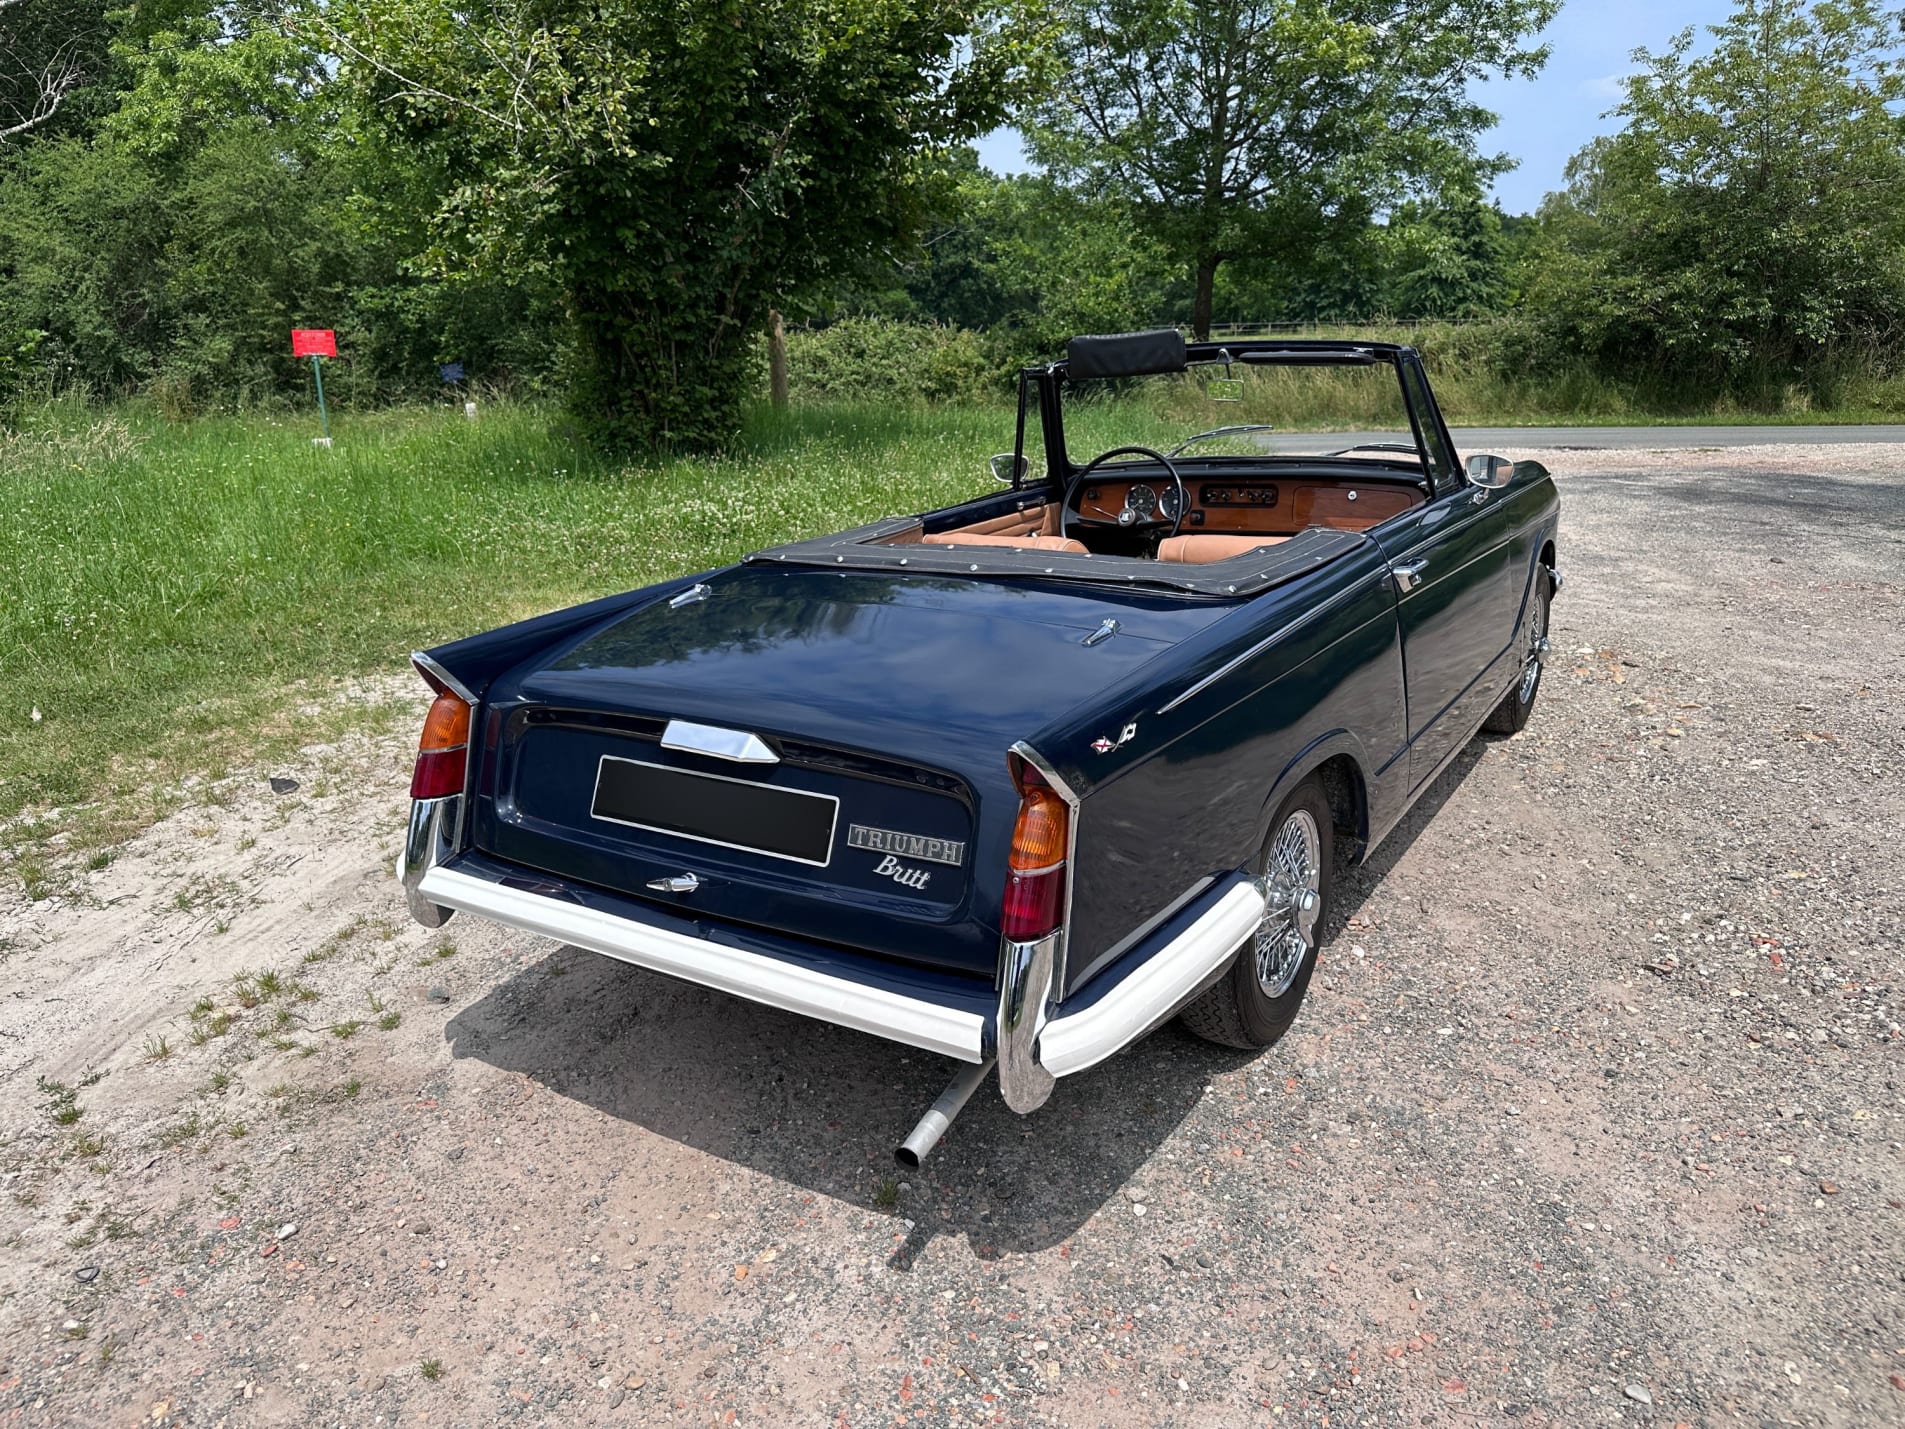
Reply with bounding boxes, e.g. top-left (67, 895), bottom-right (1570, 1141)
top-left (1059, 446), bottom-right (1189, 545)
